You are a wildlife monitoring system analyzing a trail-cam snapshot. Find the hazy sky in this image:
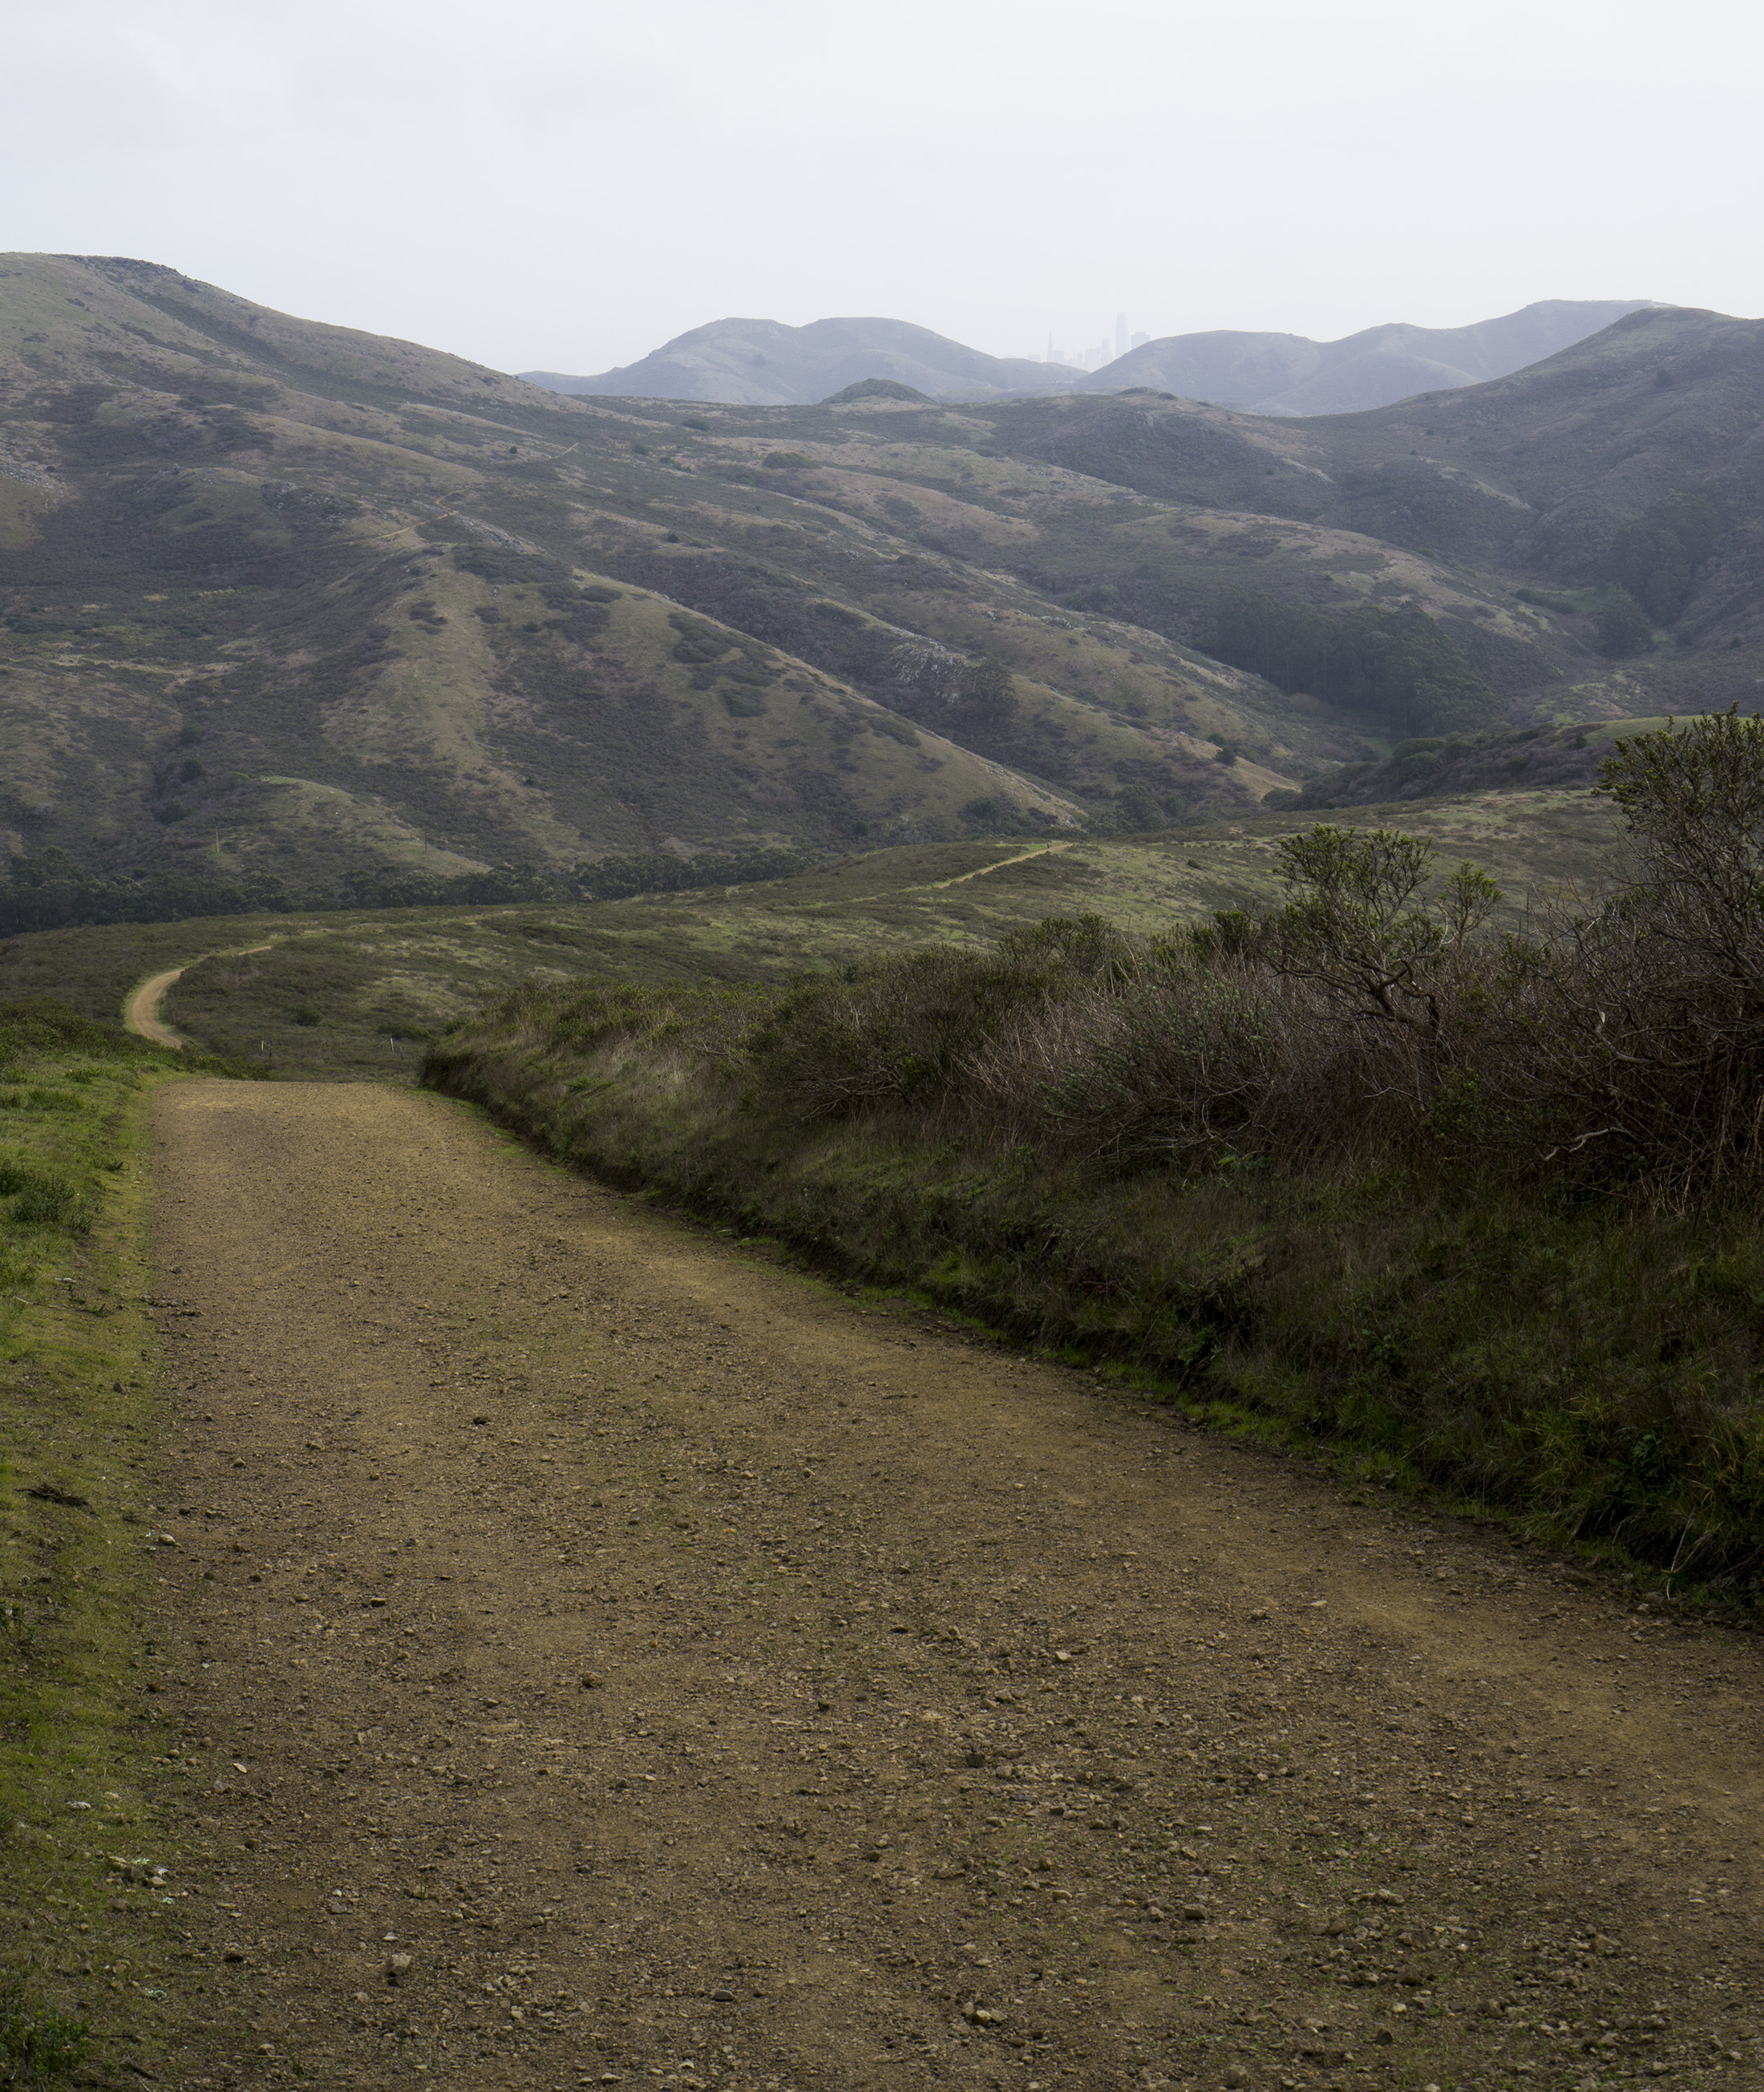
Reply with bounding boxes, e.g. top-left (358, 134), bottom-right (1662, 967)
top-left (7, 0), bottom-right (1759, 376)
